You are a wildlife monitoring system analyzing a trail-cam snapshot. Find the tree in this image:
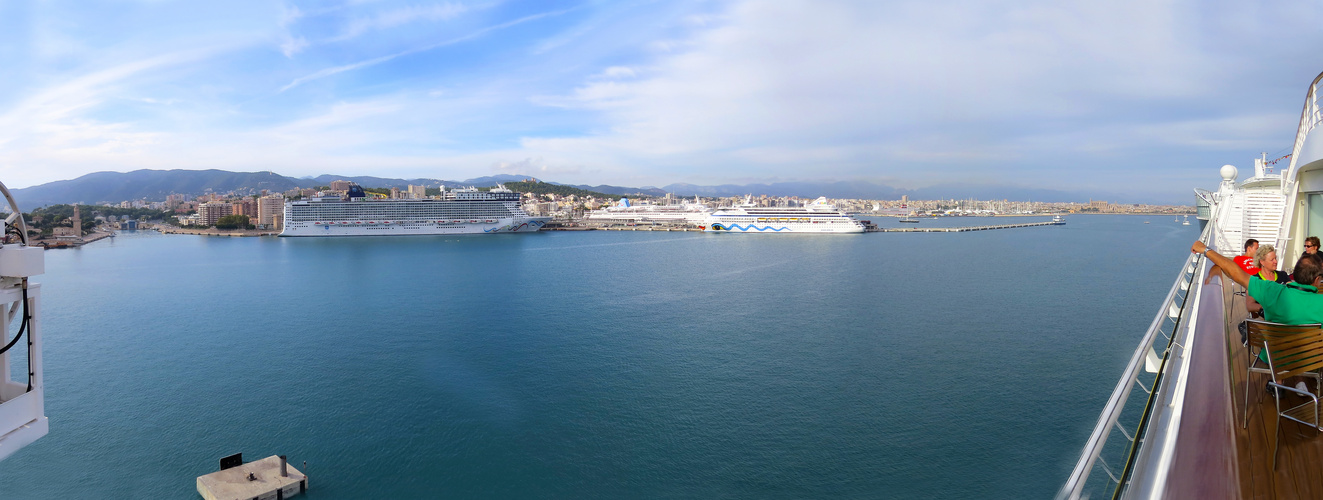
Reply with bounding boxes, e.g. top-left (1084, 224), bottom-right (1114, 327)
top-left (215, 214), bottom-right (252, 230)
